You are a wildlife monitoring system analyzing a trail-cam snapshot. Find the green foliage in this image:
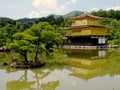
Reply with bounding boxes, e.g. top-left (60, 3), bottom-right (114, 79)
top-left (0, 21), bottom-right (62, 61)
top-left (4, 25), bottom-right (18, 41)
top-left (0, 31), bottom-right (6, 46)
top-left (91, 9), bottom-right (120, 20)
top-left (27, 22), bottom-right (62, 52)
top-left (37, 16), bottom-right (71, 28)
top-left (41, 30), bottom-right (62, 51)
top-left (7, 32), bottom-right (35, 62)
top-left (7, 32), bottom-right (35, 52)
top-left (0, 24), bottom-right (18, 47)
top-left (27, 22), bottom-right (53, 36)
top-left (100, 18), bottom-right (120, 45)
top-left (55, 16), bottom-right (64, 26)
top-left (61, 19), bottom-right (72, 28)
top-left (0, 18), bottom-right (16, 28)
top-left (7, 32), bottom-right (36, 61)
